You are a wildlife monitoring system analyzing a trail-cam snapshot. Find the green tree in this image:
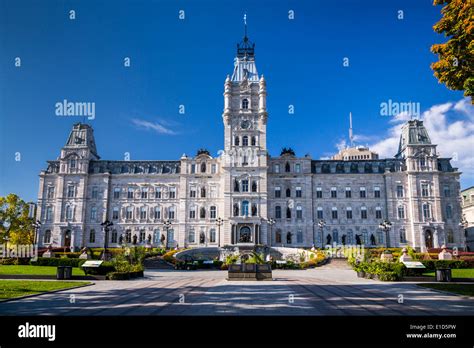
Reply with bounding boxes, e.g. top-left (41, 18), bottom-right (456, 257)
top-left (0, 194), bottom-right (35, 244)
top-left (431, 0), bottom-right (473, 102)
